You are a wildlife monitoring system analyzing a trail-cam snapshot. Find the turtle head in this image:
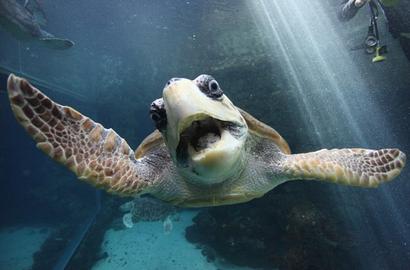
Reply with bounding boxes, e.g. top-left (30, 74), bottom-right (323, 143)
top-left (150, 75), bottom-right (248, 185)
